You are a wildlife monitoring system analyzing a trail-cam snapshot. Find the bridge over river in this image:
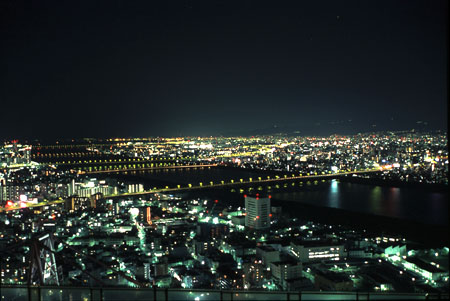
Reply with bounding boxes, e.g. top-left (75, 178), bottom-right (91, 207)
top-left (1, 168), bottom-right (383, 212)
top-left (104, 168), bottom-right (382, 198)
